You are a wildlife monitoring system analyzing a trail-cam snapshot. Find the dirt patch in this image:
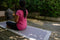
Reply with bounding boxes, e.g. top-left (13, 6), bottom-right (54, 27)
top-left (0, 27), bottom-right (29, 40)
